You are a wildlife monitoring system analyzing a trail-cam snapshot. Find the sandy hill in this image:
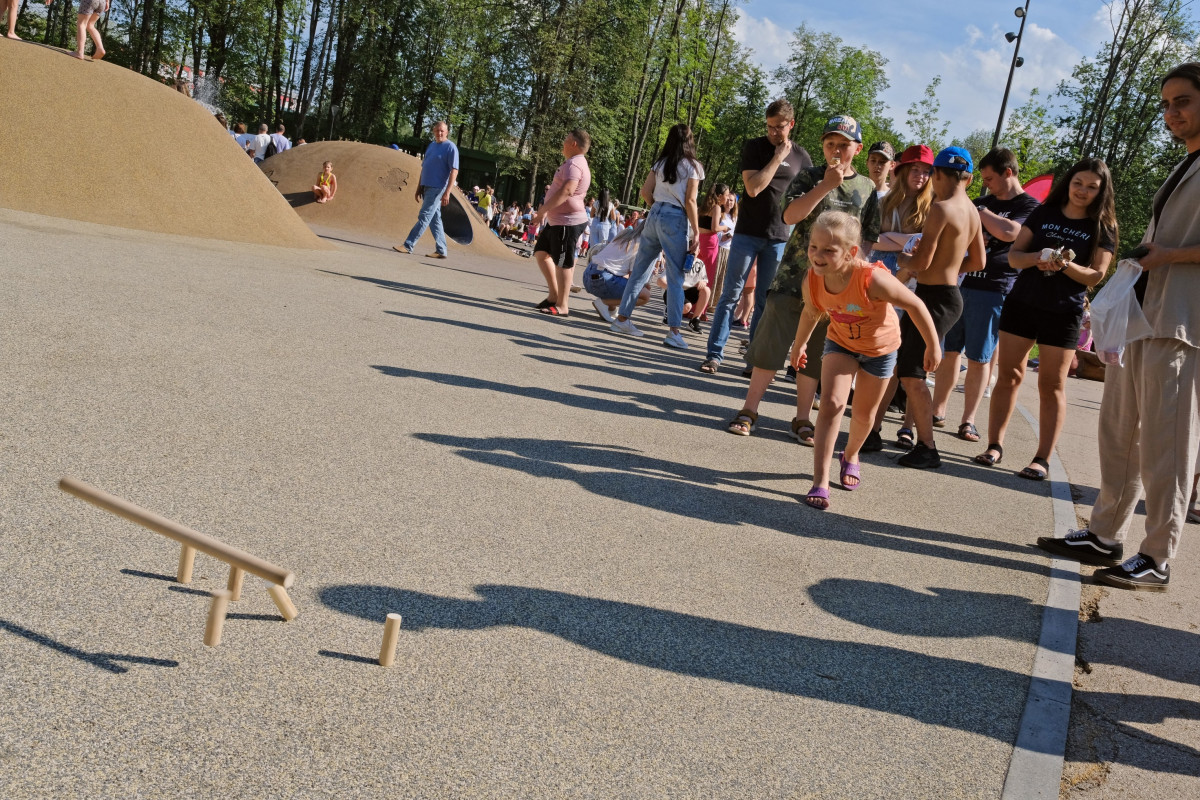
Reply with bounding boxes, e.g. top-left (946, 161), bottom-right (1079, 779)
top-left (258, 141), bottom-right (517, 260)
top-left (0, 40), bottom-right (327, 250)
